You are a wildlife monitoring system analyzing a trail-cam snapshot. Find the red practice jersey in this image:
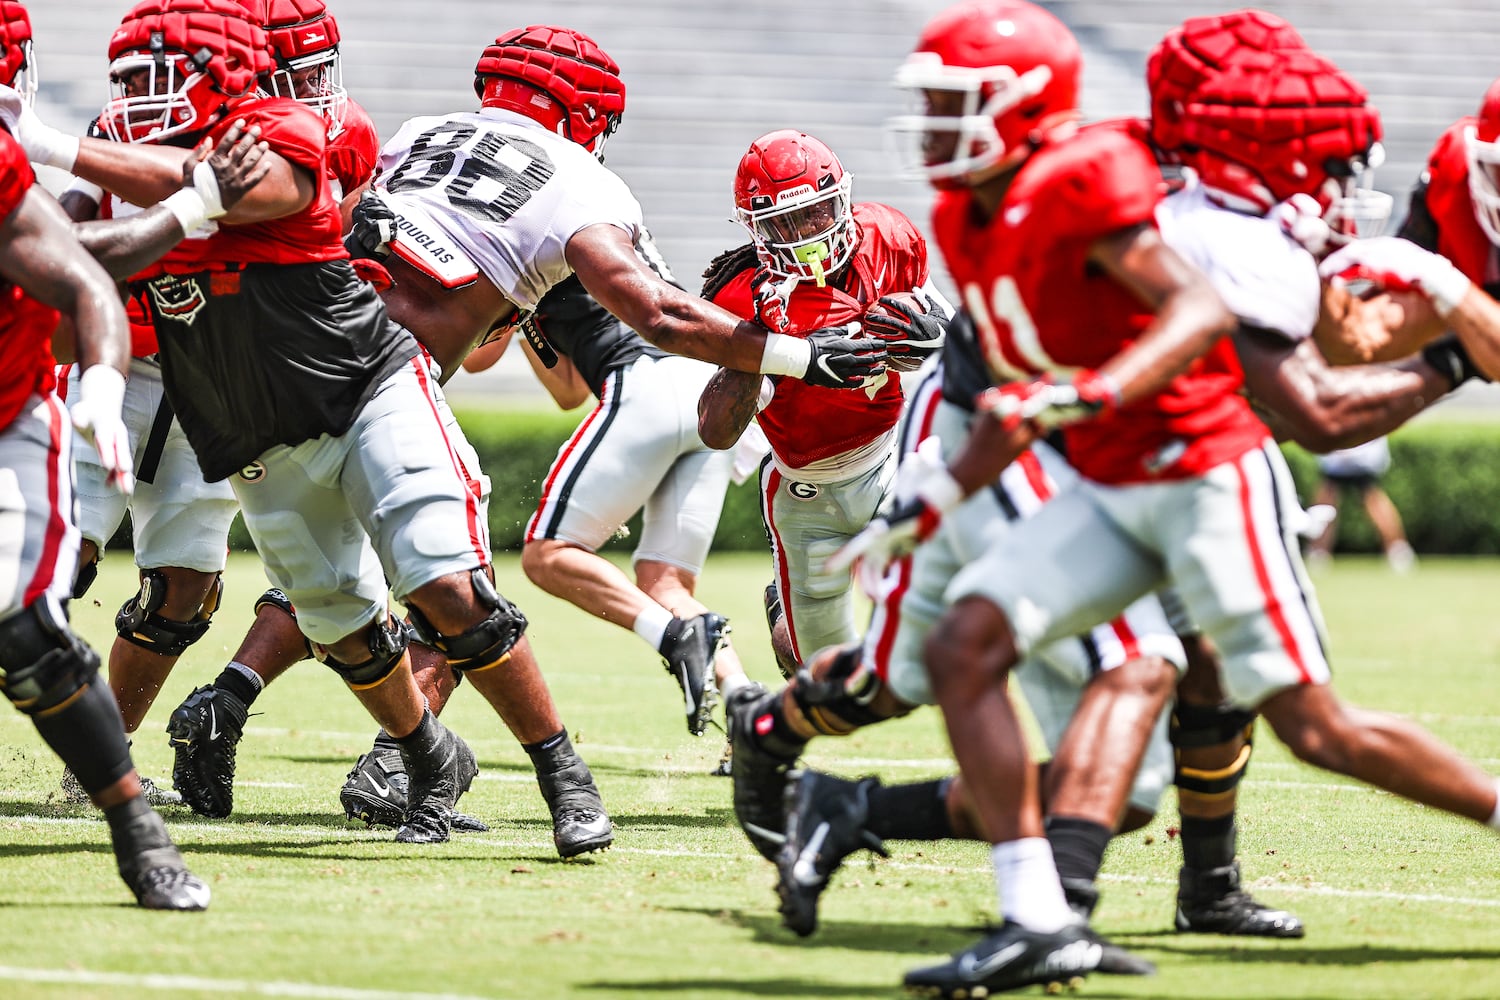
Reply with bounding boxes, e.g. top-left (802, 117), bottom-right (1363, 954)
top-left (931, 125), bottom-right (1265, 484)
top-left (136, 96), bottom-right (346, 278)
top-left (0, 130), bottom-right (59, 430)
top-left (1414, 119), bottom-right (1496, 286)
top-left (327, 97), bottom-right (379, 199)
top-left (712, 202), bottom-right (926, 468)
